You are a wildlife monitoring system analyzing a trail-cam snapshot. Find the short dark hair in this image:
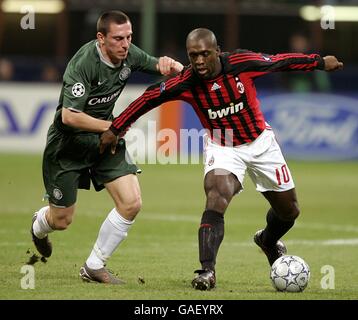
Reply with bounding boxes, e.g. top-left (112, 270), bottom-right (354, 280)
top-left (97, 10), bottom-right (130, 35)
